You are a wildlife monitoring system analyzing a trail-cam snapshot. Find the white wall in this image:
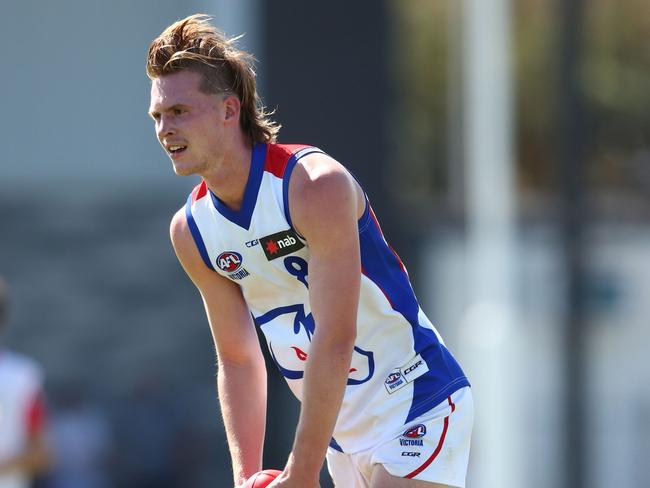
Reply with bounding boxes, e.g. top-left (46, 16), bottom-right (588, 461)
top-left (421, 224), bottom-right (650, 488)
top-left (0, 0), bottom-right (258, 200)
